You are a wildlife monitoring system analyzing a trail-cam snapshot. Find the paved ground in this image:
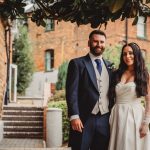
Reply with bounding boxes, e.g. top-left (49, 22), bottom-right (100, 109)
top-left (0, 138), bottom-right (71, 150)
top-left (0, 148), bottom-right (71, 150)
top-left (0, 138), bottom-right (44, 149)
